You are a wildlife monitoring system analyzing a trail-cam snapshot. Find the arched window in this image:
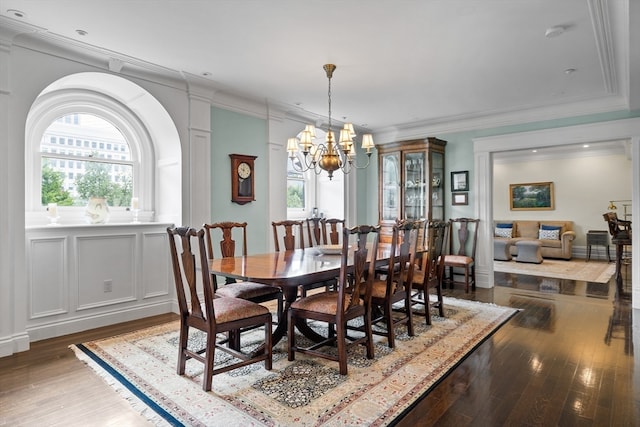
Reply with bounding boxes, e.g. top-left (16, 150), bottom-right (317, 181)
top-left (25, 72), bottom-right (181, 226)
